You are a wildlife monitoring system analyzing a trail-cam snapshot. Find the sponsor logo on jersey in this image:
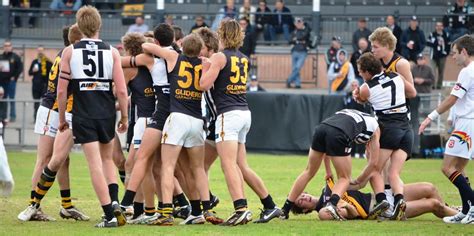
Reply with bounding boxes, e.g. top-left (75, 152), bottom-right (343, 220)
top-left (79, 81), bottom-right (110, 91)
